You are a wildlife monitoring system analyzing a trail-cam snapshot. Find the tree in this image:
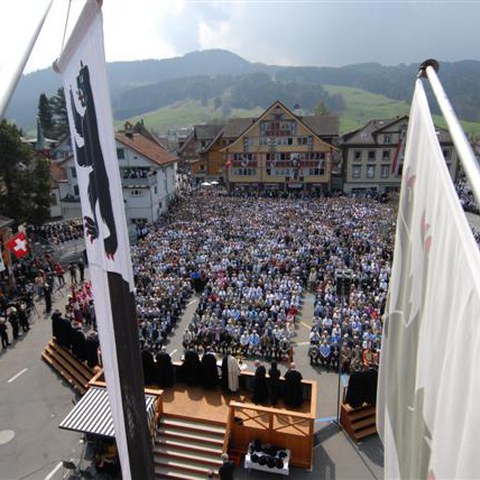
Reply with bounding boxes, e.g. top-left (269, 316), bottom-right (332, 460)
top-left (0, 120), bottom-right (52, 226)
top-left (50, 88), bottom-right (69, 139)
top-left (37, 93), bottom-right (55, 138)
top-left (314, 101), bottom-right (329, 116)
